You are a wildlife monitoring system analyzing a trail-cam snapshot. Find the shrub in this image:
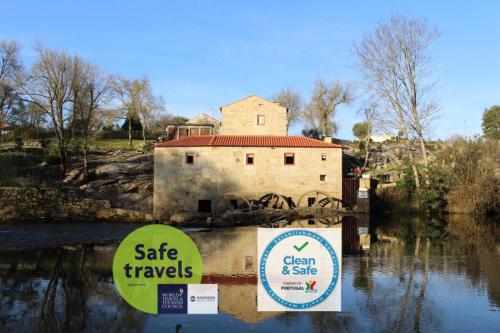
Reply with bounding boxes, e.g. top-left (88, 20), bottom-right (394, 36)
top-left (0, 150), bottom-right (44, 186)
top-left (390, 137), bottom-right (498, 214)
top-left (68, 138), bottom-right (83, 156)
top-left (375, 186), bottom-right (411, 213)
top-left (413, 165), bottom-right (450, 213)
top-left (14, 137), bottom-right (23, 149)
top-left (137, 141), bottom-right (154, 153)
top-left (396, 165), bottom-right (416, 192)
top-left (45, 142), bottom-right (61, 165)
top-left (435, 137), bottom-right (498, 214)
